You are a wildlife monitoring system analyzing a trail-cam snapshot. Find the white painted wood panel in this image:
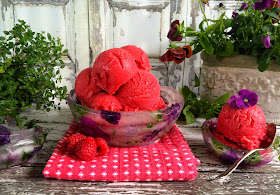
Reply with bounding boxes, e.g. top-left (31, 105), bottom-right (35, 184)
top-left (0, 0), bottom-right (239, 92)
